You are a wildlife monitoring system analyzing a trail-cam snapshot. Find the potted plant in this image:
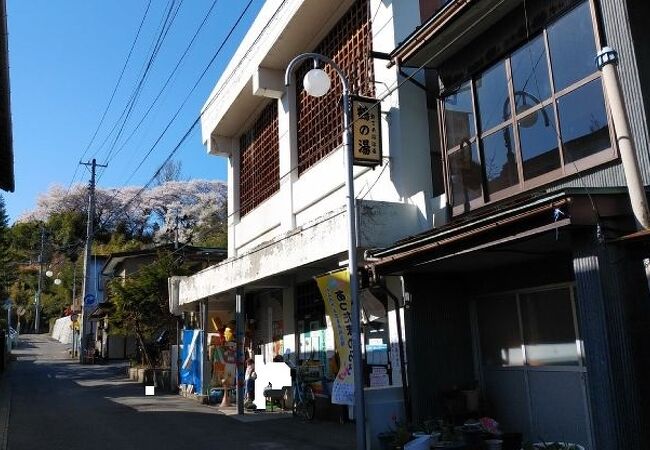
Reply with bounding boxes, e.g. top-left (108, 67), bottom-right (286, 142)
top-left (378, 417), bottom-right (413, 450)
top-left (523, 442), bottom-right (585, 450)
